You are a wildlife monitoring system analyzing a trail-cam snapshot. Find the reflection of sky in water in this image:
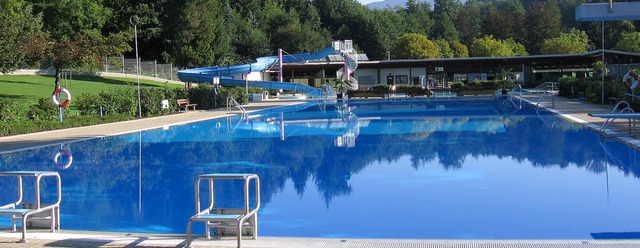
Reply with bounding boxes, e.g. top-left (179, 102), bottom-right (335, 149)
top-left (263, 154), bottom-right (640, 239)
top-left (1, 98), bottom-right (639, 239)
